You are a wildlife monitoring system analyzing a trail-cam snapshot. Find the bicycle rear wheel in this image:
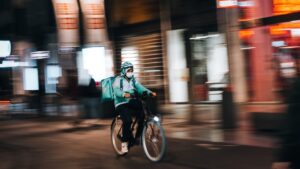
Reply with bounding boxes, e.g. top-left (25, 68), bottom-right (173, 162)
top-left (111, 116), bottom-right (127, 155)
top-left (142, 120), bottom-right (166, 162)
